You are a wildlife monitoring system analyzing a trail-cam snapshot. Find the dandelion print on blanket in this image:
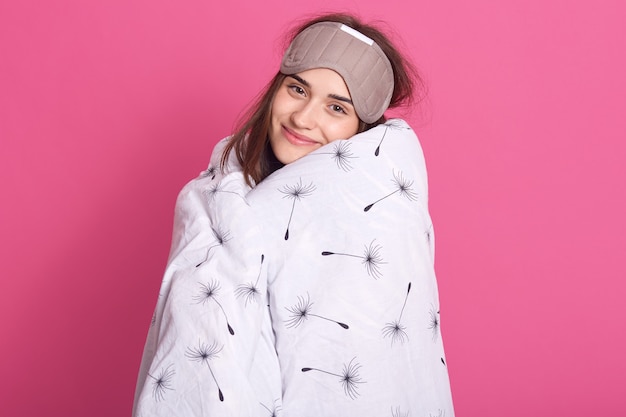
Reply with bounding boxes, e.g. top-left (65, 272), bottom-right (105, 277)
top-left (364, 170), bottom-right (418, 212)
top-left (428, 304), bottom-right (440, 342)
top-left (148, 364), bottom-right (175, 402)
top-left (322, 240), bottom-right (385, 279)
top-left (313, 141), bottom-right (356, 171)
top-left (279, 178), bottom-right (316, 240)
top-left (192, 279), bottom-right (235, 335)
top-left (375, 119), bottom-right (412, 156)
top-left (195, 225), bottom-right (231, 267)
top-left (260, 398), bottom-right (282, 417)
top-left (382, 282), bottom-right (412, 346)
top-left (301, 357), bottom-right (365, 399)
top-left (185, 340), bottom-right (224, 401)
top-left (199, 165), bottom-right (217, 180)
top-left (234, 254), bottom-right (265, 306)
top-left (391, 407), bottom-right (410, 417)
top-left (203, 182), bottom-right (244, 203)
top-left (284, 293), bottom-right (349, 329)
